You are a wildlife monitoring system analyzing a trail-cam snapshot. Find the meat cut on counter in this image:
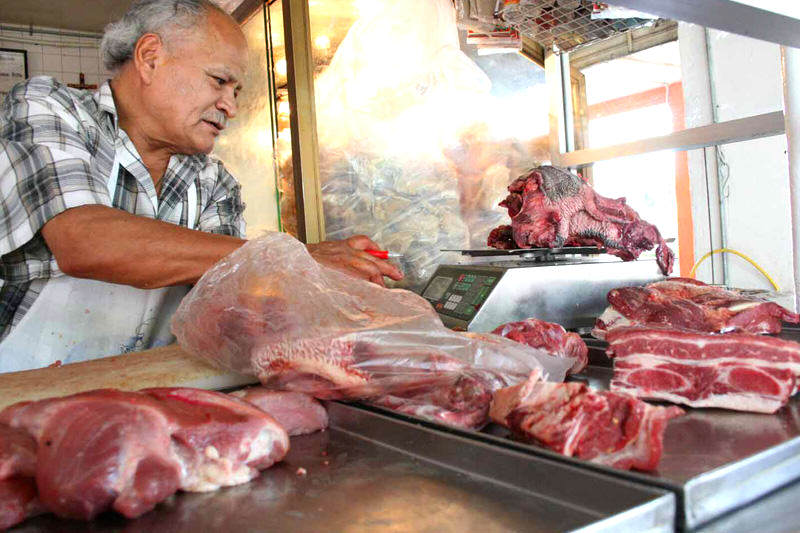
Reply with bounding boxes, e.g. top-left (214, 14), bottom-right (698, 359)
top-left (487, 166), bottom-right (674, 275)
top-left (492, 318), bottom-right (589, 374)
top-left (490, 371), bottom-right (683, 471)
top-left (594, 278), bottom-right (800, 339)
top-left (231, 388), bottom-right (329, 436)
top-left (0, 388), bottom-right (290, 529)
top-left (606, 327), bottom-right (800, 413)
